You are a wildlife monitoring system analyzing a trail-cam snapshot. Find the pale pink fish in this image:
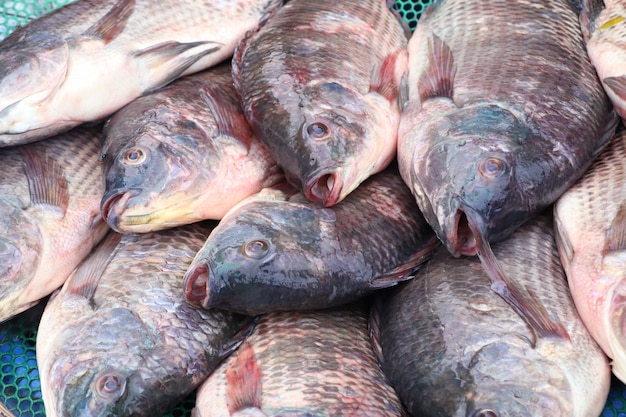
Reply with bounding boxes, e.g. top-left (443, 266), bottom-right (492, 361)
top-left (554, 128), bottom-right (626, 382)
